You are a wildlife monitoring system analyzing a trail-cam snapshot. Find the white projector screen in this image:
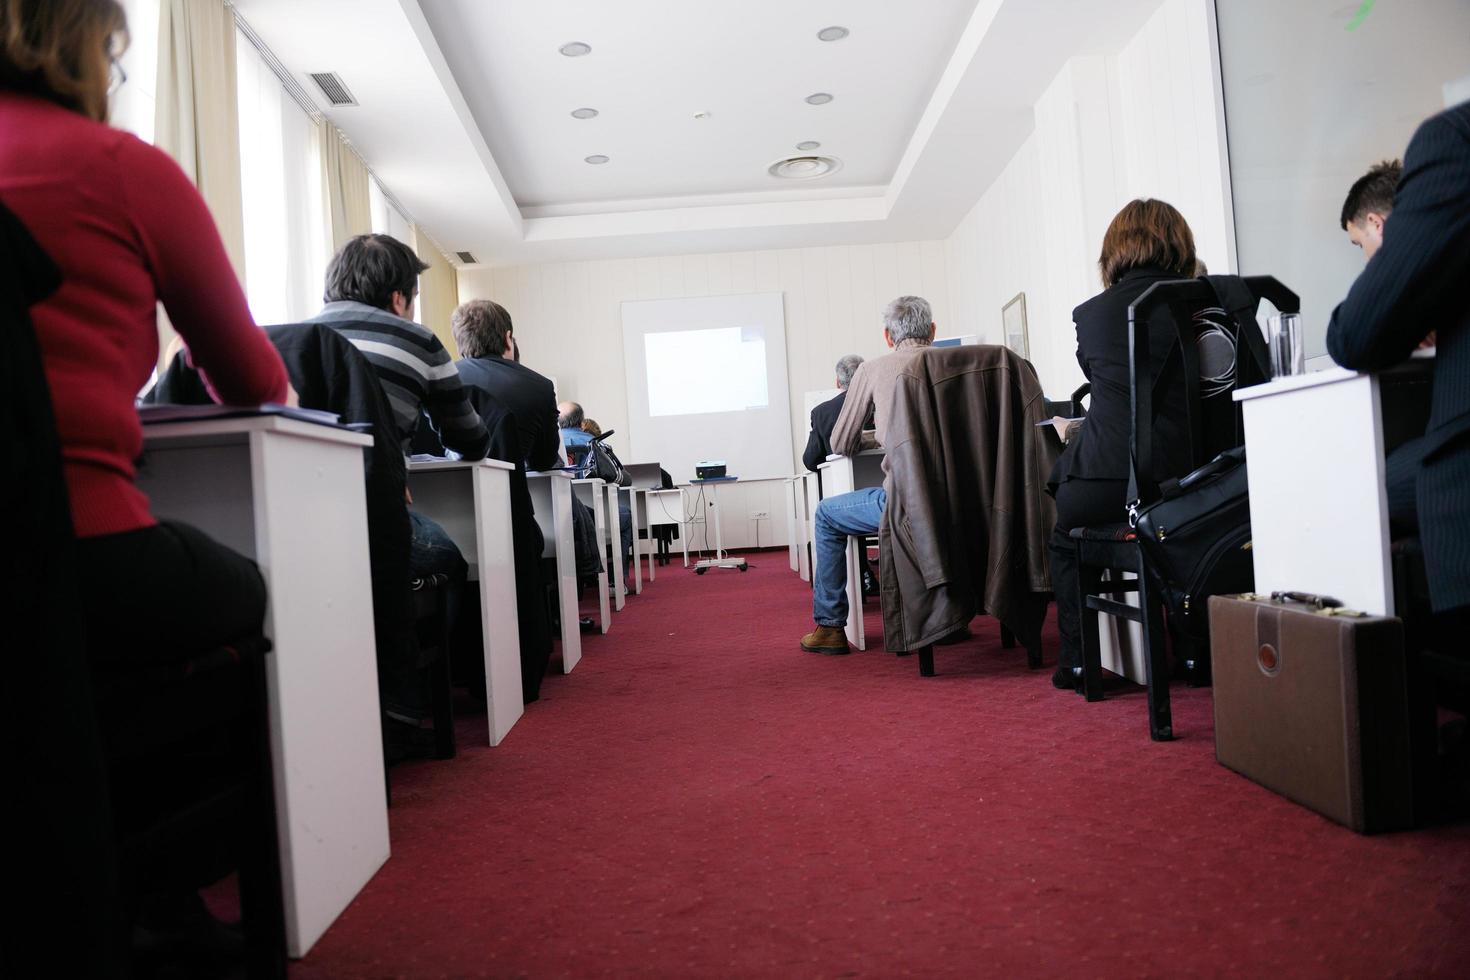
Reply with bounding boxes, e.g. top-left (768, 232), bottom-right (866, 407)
top-left (622, 293), bottom-right (793, 483)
